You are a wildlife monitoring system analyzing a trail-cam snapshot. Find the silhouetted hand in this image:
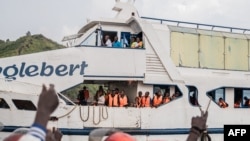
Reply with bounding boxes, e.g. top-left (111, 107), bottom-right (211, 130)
top-left (34, 84), bottom-right (59, 128)
top-left (191, 111), bottom-right (208, 131)
top-left (46, 128), bottom-right (63, 141)
top-left (38, 84), bottom-right (59, 115)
